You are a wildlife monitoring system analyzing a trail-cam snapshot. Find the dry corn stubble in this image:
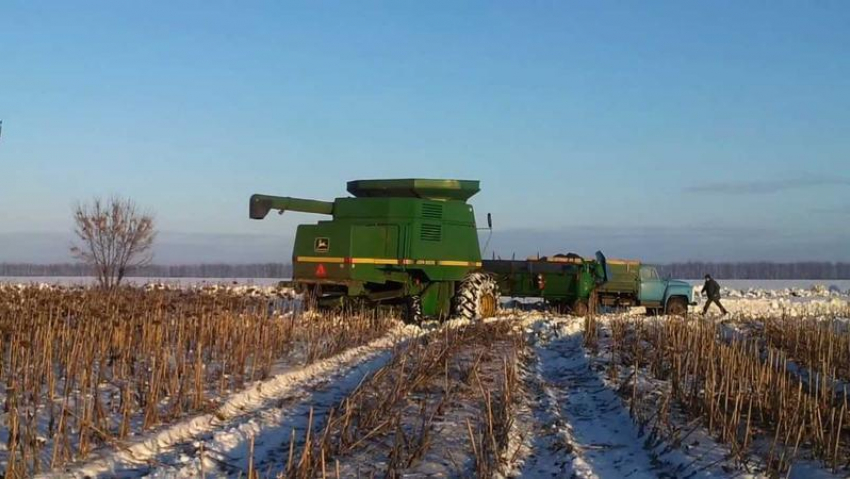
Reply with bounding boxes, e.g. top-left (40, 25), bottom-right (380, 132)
top-left (277, 320), bottom-right (523, 479)
top-left (599, 315), bottom-right (850, 475)
top-left (0, 285), bottom-right (393, 477)
top-left (762, 314), bottom-right (850, 385)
